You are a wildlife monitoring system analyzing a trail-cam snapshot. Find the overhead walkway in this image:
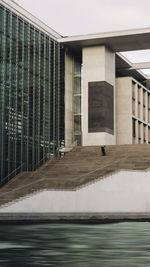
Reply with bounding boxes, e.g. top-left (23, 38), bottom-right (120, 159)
top-left (0, 144), bottom-right (150, 207)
